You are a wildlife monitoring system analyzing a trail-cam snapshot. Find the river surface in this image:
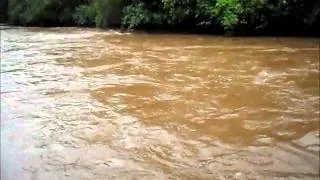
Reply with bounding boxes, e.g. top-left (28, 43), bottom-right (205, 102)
top-left (1, 27), bottom-right (319, 180)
